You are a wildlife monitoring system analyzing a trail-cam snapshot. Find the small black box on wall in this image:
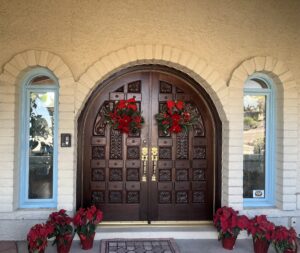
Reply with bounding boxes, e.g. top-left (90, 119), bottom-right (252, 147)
top-left (61, 133), bottom-right (71, 147)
